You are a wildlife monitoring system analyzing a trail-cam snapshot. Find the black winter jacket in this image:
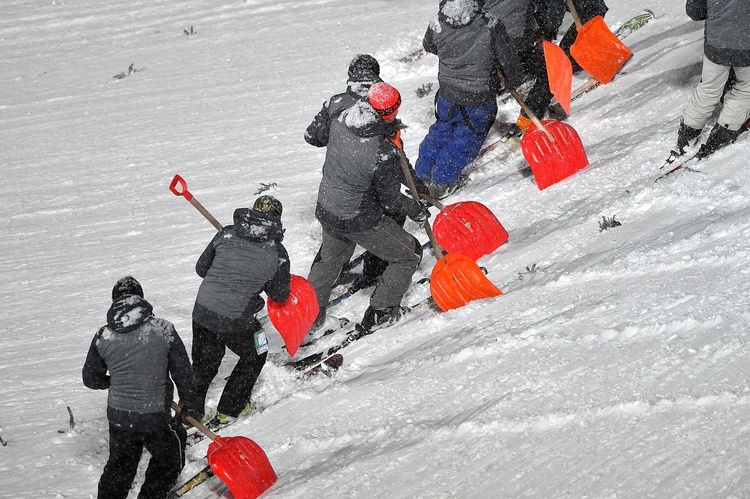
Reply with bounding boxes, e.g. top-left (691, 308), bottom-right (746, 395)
top-left (315, 100), bottom-right (423, 234)
top-left (687, 0), bottom-right (750, 67)
top-left (193, 208), bottom-right (291, 334)
top-left (423, 0), bottom-right (524, 106)
top-left (82, 295), bottom-right (197, 432)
